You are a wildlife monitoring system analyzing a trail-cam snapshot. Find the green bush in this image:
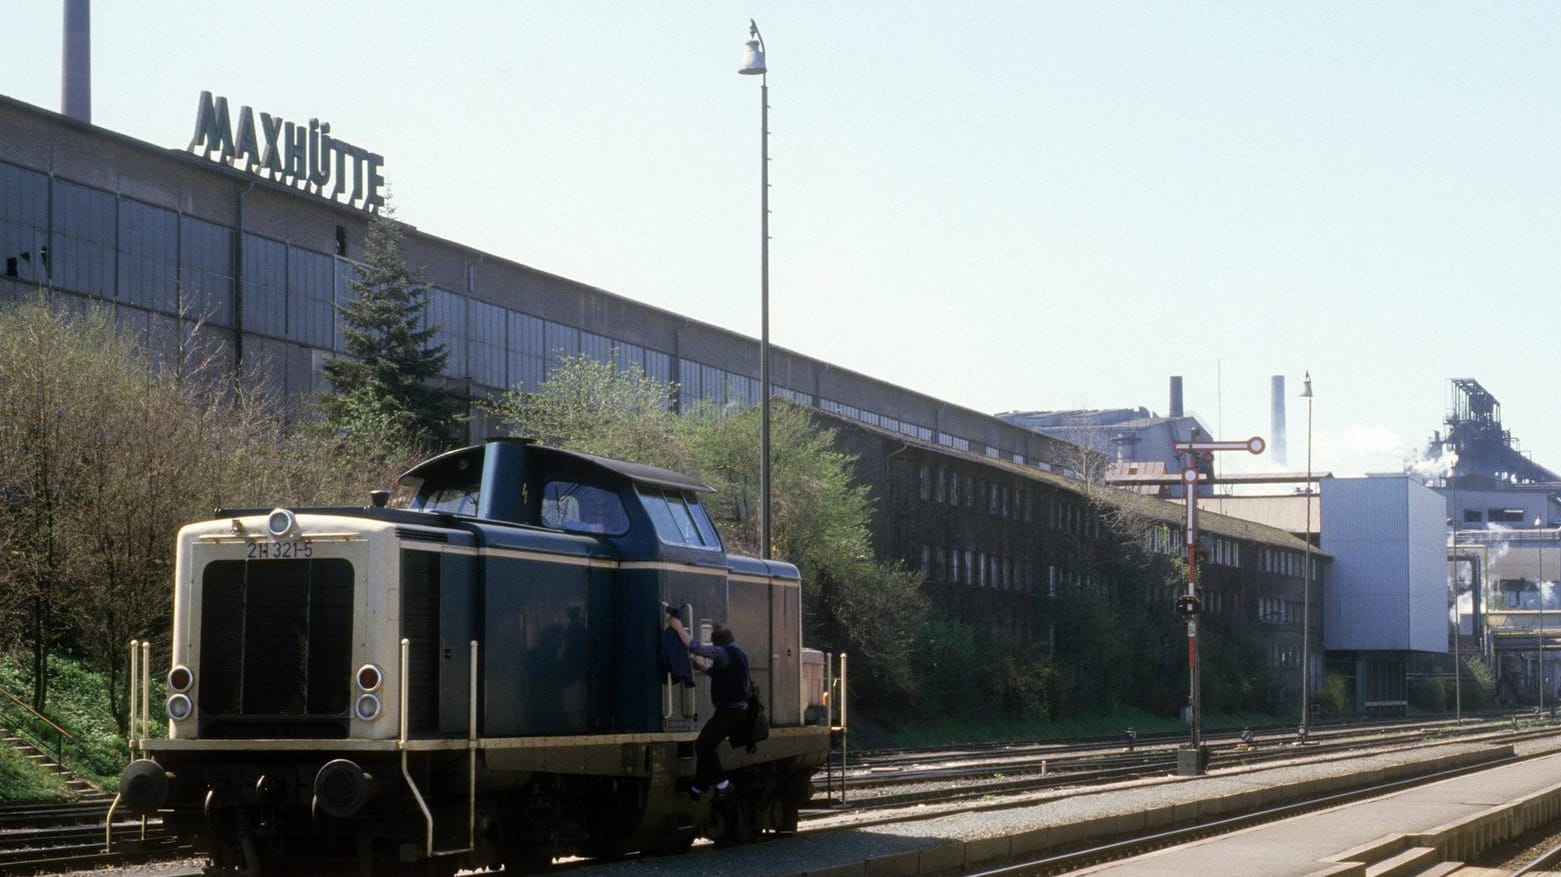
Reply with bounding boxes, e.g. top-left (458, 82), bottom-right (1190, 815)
top-left (1457, 658), bottom-right (1497, 710)
top-left (1315, 673), bottom-right (1350, 718)
top-left (1408, 676), bottom-right (1446, 712)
